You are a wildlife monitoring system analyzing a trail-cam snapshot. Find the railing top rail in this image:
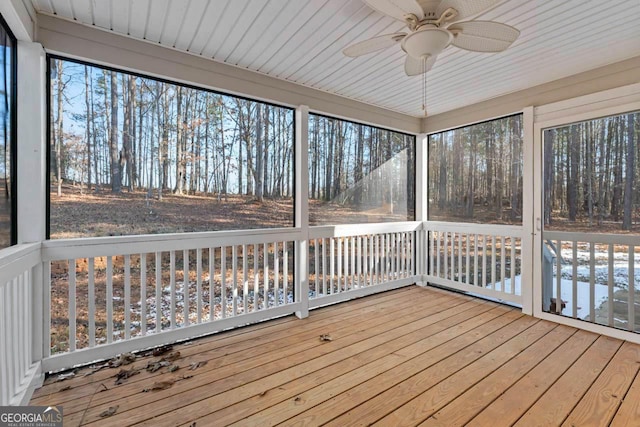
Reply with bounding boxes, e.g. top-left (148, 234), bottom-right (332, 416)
top-left (42, 227), bottom-right (302, 260)
top-left (0, 242), bottom-right (41, 285)
top-left (544, 230), bottom-right (640, 246)
top-left (424, 221), bottom-right (524, 237)
top-left (309, 221), bottom-right (422, 238)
